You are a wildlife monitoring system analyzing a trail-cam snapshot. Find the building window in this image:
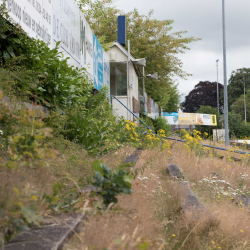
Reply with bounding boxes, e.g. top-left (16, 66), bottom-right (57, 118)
top-left (110, 62), bottom-right (127, 96)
